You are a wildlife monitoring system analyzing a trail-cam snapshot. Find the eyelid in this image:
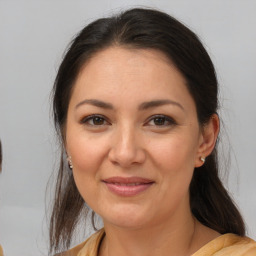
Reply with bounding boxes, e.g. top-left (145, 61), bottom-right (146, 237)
top-left (80, 114), bottom-right (111, 126)
top-left (144, 114), bottom-right (177, 126)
